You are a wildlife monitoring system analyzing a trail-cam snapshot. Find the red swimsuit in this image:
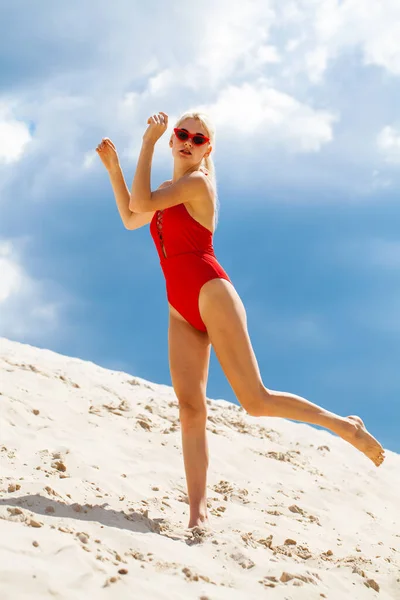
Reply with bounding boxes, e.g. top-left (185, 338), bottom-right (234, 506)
top-left (150, 203), bottom-right (231, 332)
